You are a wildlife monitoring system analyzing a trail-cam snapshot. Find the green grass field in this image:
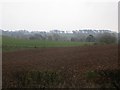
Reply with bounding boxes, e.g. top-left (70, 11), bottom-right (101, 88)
top-left (2, 36), bottom-right (94, 52)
